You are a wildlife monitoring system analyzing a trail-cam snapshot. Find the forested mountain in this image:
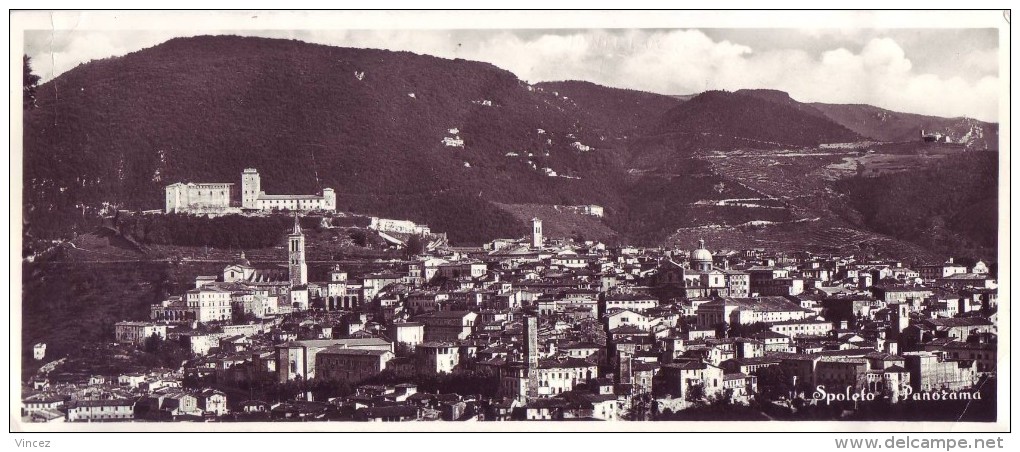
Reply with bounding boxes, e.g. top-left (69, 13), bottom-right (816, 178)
top-left (22, 35), bottom-right (1000, 253)
top-left (534, 80), bottom-right (681, 138)
top-left (834, 152), bottom-right (998, 258)
top-left (653, 90), bottom-right (862, 146)
top-left (24, 36), bottom-right (625, 244)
